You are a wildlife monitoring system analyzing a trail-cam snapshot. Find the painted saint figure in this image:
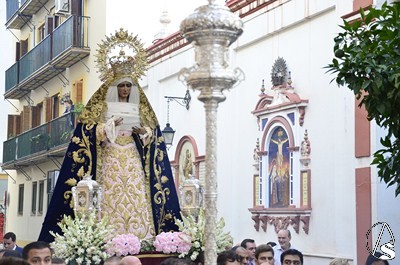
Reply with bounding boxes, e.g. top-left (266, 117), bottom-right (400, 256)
top-left (269, 128), bottom-right (290, 207)
top-left (183, 149), bottom-right (193, 179)
top-left (270, 136), bottom-right (289, 176)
